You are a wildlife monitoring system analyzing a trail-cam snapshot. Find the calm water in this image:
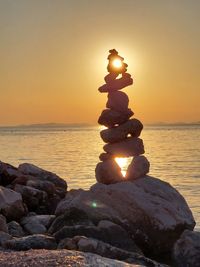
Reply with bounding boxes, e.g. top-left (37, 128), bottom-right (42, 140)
top-left (0, 125), bottom-right (199, 230)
